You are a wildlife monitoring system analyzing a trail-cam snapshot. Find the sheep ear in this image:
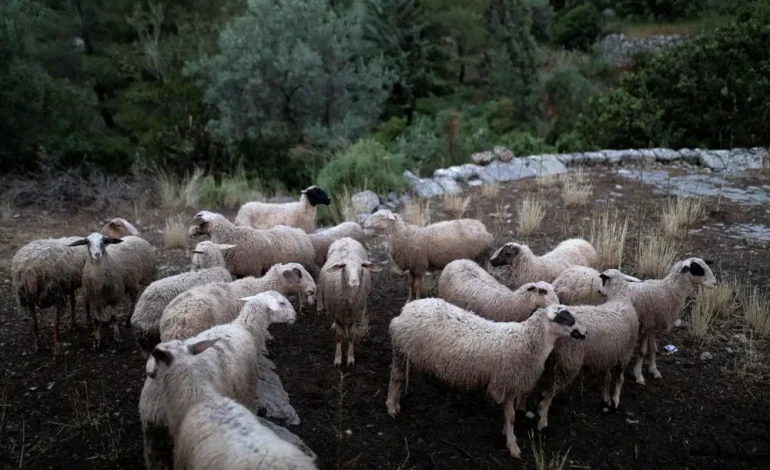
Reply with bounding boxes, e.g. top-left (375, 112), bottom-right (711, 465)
top-left (688, 261), bottom-right (705, 276)
top-left (386, 212), bottom-right (396, 221)
top-left (282, 268), bottom-right (302, 283)
top-left (69, 239), bottom-right (89, 247)
top-left (329, 263), bottom-right (346, 272)
top-left (104, 237), bottom-right (123, 245)
top-left (188, 338), bottom-right (219, 355)
top-left (151, 347), bottom-right (174, 369)
top-left (121, 219), bottom-right (140, 235)
top-left (538, 288), bottom-right (547, 295)
top-left (265, 297), bottom-right (282, 312)
top-left (526, 285), bottom-right (536, 292)
top-left (680, 265), bottom-right (691, 274)
top-left (508, 245), bottom-right (520, 256)
top-left (600, 273), bottom-right (610, 286)
top-left (191, 212), bottom-right (209, 225)
top-left (217, 243), bottom-right (237, 251)
top-left (362, 262), bottom-right (381, 272)
top-left (292, 267), bottom-right (303, 278)
top-left (703, 259), bottom-right (714, 266)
